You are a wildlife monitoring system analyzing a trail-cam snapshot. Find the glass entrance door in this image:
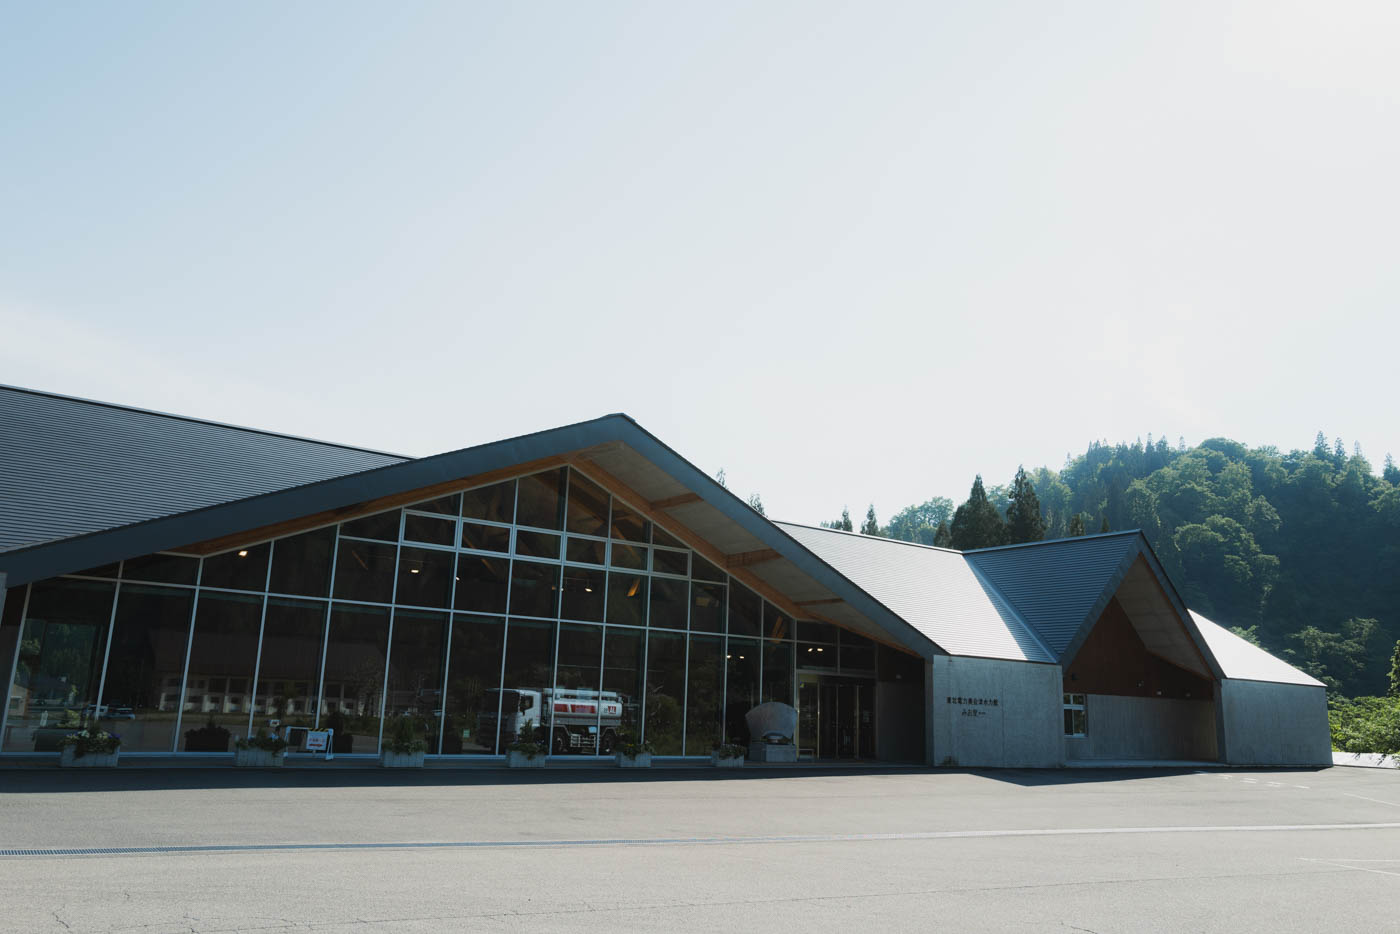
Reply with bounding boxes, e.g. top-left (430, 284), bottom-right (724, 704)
top-left (798, 675), bottom-right (873, 760)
